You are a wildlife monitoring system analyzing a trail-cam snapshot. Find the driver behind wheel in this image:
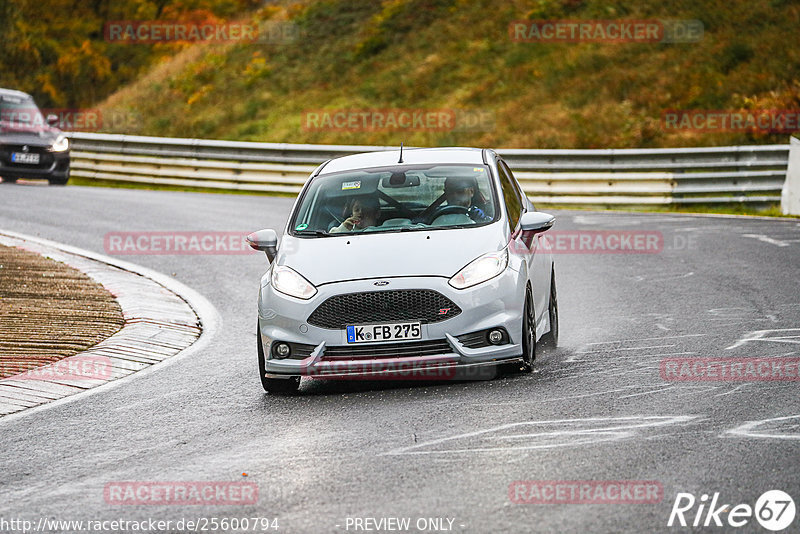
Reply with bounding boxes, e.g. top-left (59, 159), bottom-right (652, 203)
top-left (443, 176), bottom-right (491, 223)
